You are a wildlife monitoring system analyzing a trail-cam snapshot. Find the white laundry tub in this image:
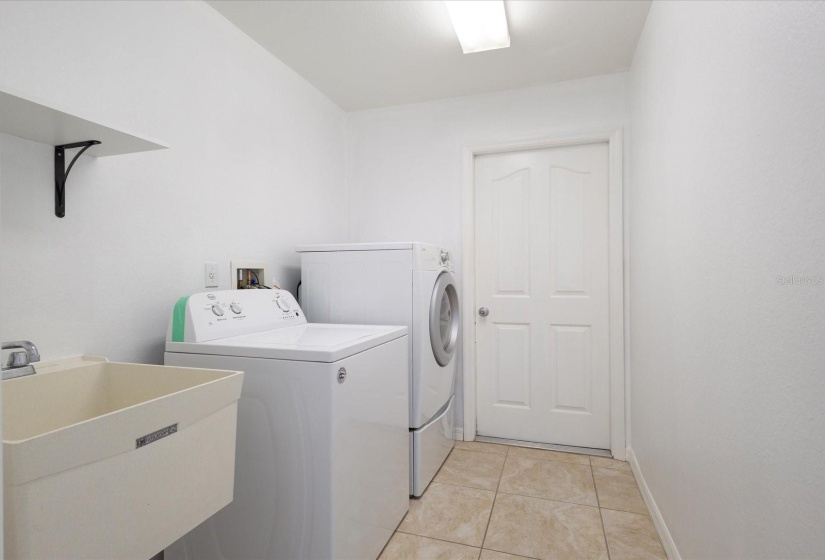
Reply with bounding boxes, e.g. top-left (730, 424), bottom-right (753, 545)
top-left (2, 355), bottom-right (243, 560)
